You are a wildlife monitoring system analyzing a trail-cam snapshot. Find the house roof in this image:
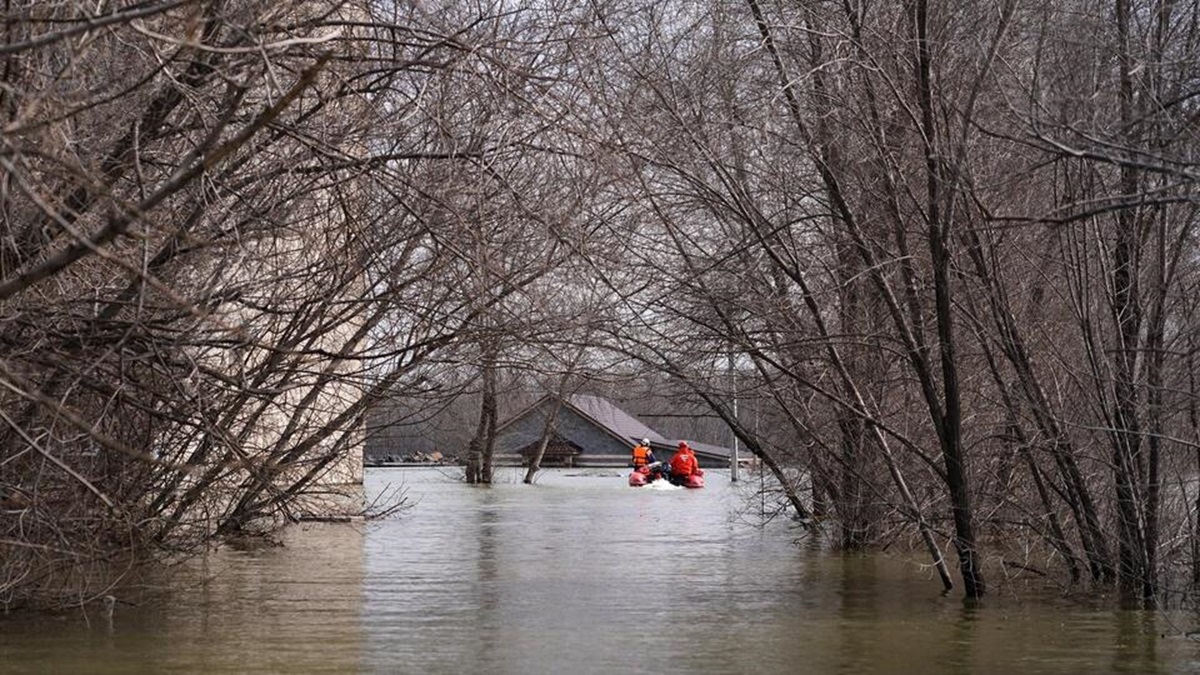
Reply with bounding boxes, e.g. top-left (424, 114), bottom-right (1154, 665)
top-left (498, 393), bottom-right (734, 461)
top-left (684, 439), bottom-right (732, 460)
top-left (516, 434), bottom-right (582, 457)
top-left (564, 394), bottom-right (670, 447)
